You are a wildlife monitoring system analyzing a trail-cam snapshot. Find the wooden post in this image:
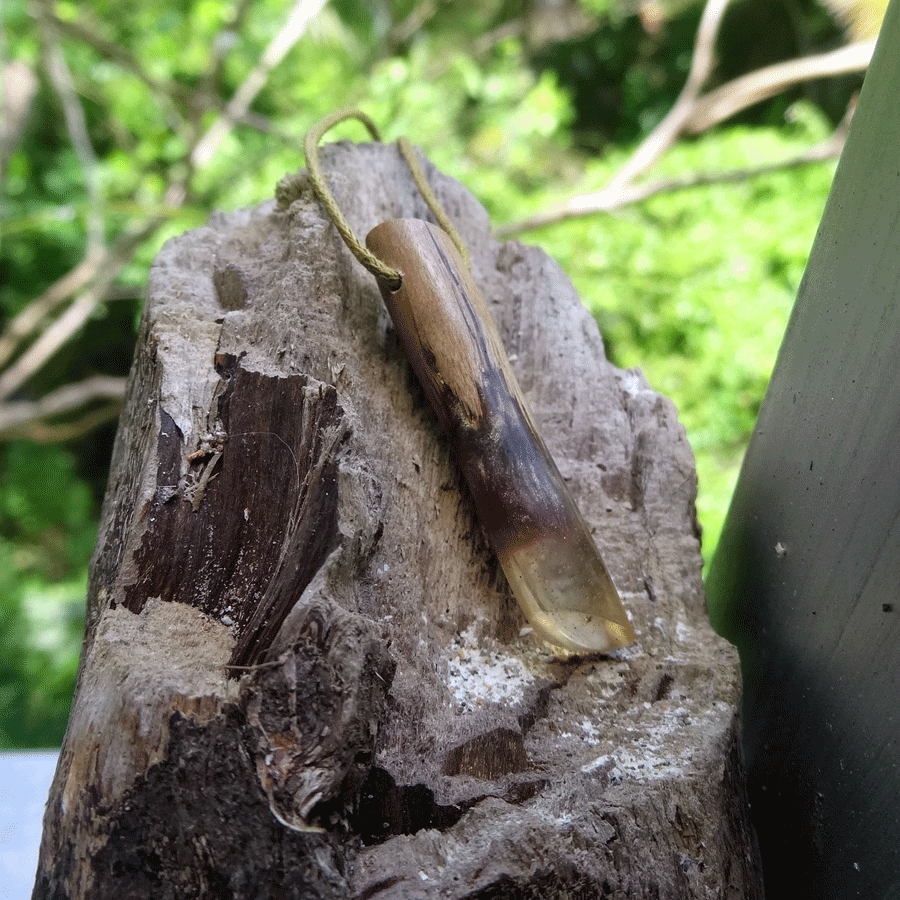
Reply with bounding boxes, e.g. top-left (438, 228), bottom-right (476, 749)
top-left (33, 143), bottom-right (760, 898)
top-left (707, 3), bottom-right (900, 897)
